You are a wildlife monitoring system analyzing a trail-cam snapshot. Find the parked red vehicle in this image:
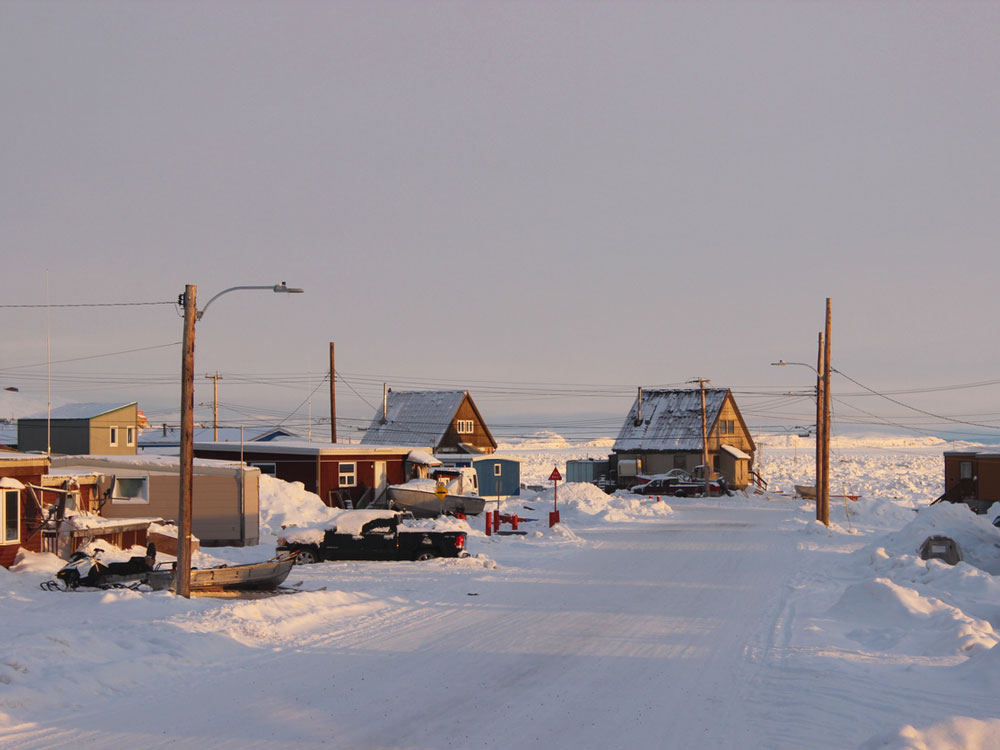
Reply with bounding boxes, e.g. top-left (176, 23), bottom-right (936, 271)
top-left (630, 471), bottom-right (730, 497)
